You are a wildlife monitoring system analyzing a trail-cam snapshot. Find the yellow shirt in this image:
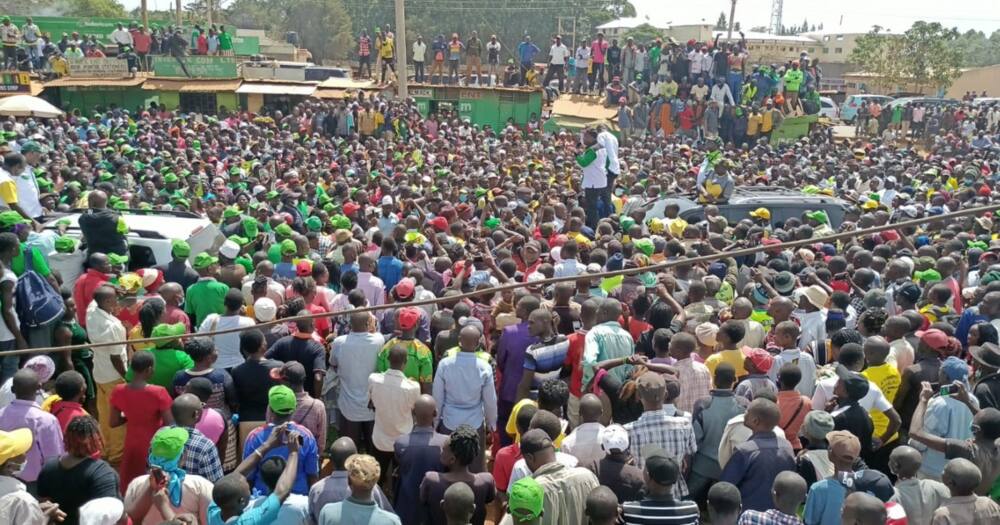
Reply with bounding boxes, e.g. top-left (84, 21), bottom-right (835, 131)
top-left (746, 114), bottom-right (762, 136)
top-left (0, 178), bottom-right (17, 205)
top-left (704, 349), bottom-right (748, 382)
top-left (862, 363), bottom-right (901, 442)
top-left (761, 110), bottom-right (774, 133)
top-left (379, 37), bottom-right (394, 59)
